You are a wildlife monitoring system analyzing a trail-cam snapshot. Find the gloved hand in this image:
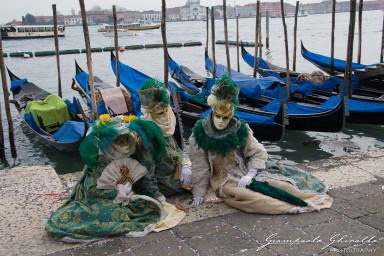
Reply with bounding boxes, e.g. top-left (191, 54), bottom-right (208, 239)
top-left (157, 194), bottom-right (166, 203)
top-left (192, 196), bottom-right (204, 206)
top-left (180, 165), bottom-right (192, 187)
top-left (237, 168), bottom-right (258, 188)
top-left (122, 183), bottom-right (132, 195)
